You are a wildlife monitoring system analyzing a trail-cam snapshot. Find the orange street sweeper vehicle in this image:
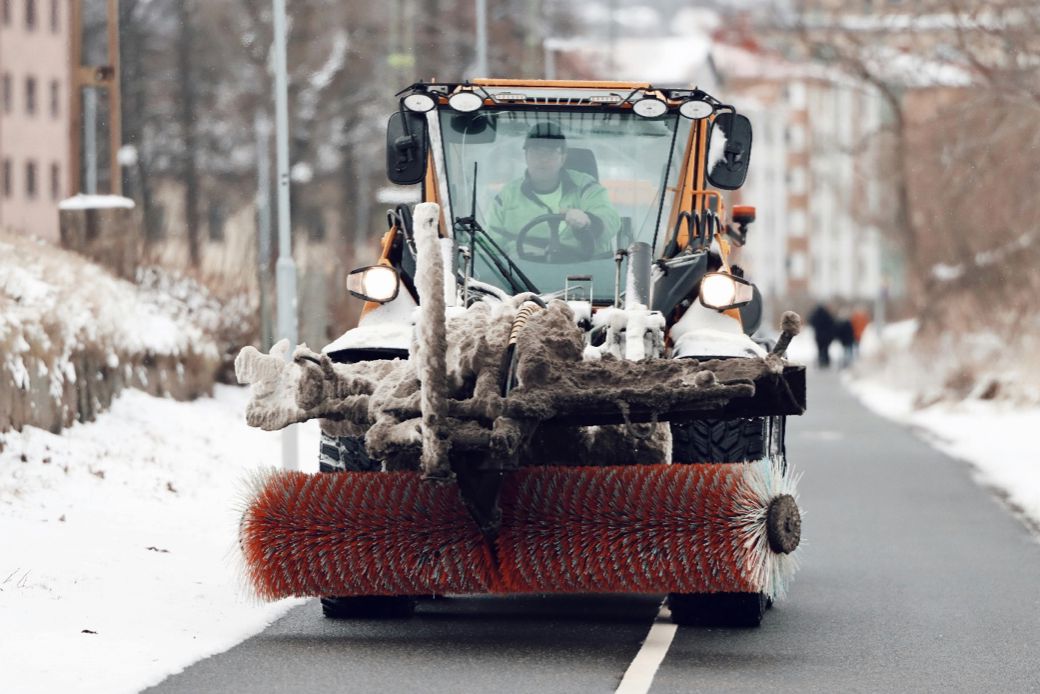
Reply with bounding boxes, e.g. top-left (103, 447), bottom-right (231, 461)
top-left (235, 80), bottom-right (806, 628)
